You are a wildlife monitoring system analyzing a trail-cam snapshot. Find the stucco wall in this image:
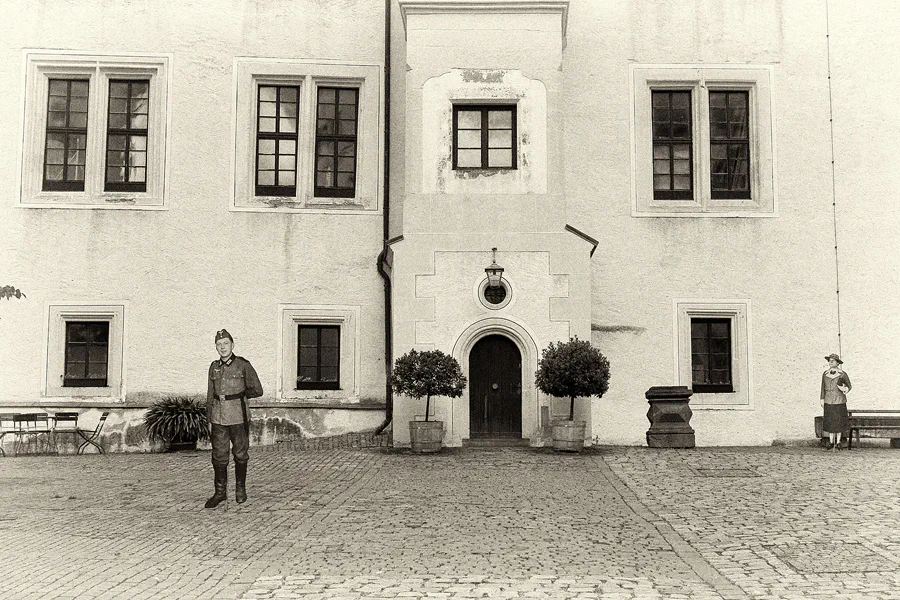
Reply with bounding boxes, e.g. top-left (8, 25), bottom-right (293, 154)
top-left (390, 0), bottom-right (891, 447)
top-left (0, 0), bottom-right (388, 434)
top-left (827, 0), bottom-right (900, 407)
top-left (565, 0), bottom-right (838, 445)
